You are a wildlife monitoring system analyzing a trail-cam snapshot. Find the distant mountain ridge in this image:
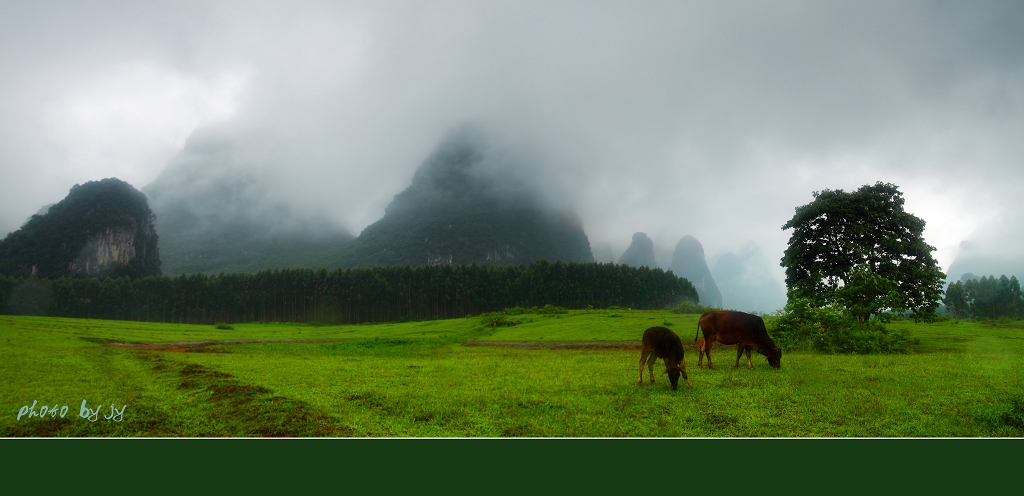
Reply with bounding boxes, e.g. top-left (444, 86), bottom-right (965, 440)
top-left (334, 126), bottom-right (594, 267)
top-left (144, 130), bottom-right (354, 275)
top-left (669, 235), bottom-right (722, 307)
top-left (0, 178), bottom-right (161, 279)
top-left (618, 232), bottom-right (657, 268)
